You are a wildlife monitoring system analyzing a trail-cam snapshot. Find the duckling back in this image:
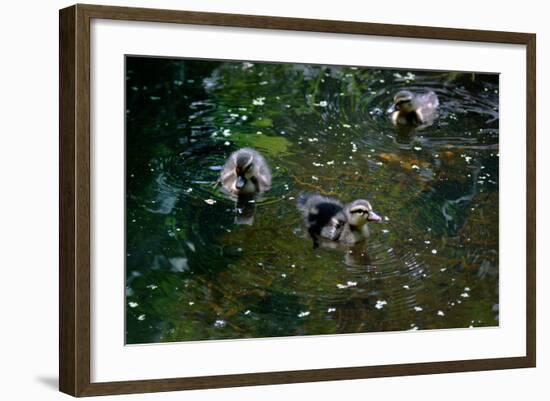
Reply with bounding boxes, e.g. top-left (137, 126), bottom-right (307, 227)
top-left (297, 194), bottom-right (346, 242)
